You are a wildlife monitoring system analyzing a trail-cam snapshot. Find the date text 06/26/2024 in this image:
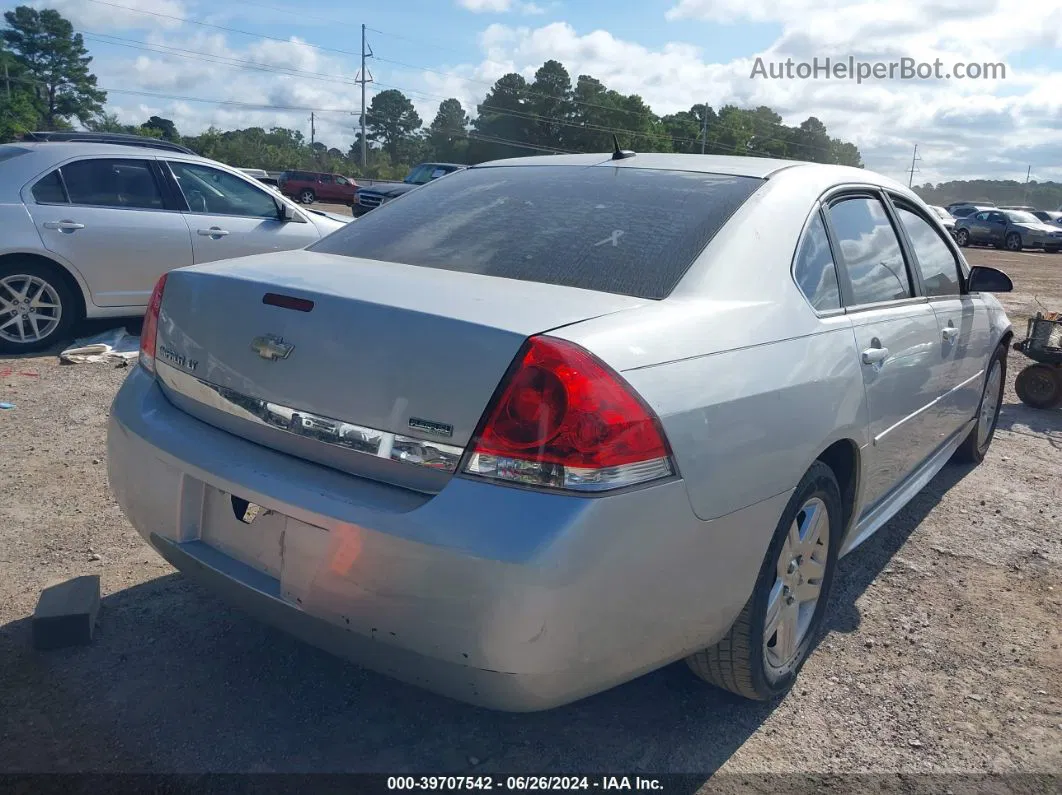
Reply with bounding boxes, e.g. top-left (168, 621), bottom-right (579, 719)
top-left (386, 777), bottom-right (664, 792)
